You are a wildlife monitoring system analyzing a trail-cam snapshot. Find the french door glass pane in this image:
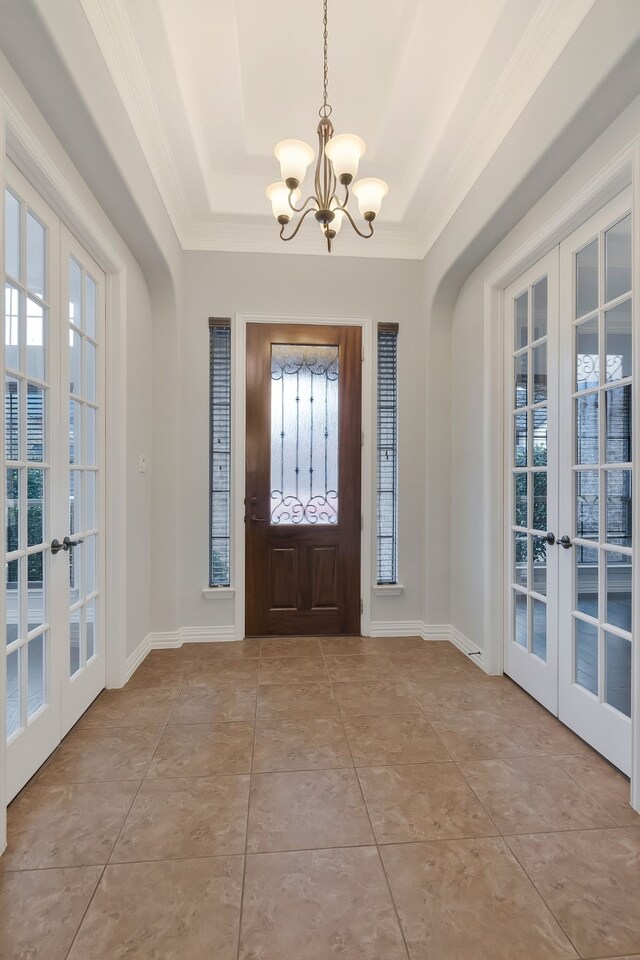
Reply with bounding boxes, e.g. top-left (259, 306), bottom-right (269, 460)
top-left (26, 297), bottom-right (45, 382)
top-left (576, 395), bottom-right (598, 464)
top-left (605, 385), bottom-right (632, 463)
top-left (514, 532), bottom-right (527, 587)
top-left (605, 469), bottom-right (631, 547)
top-left (70, 607), bottom-right (81, 676)
top-left (27, 383), bottom-right (44, 461)
top-left (85, 471), bottom-right (96, 530)
top-left (6, 648), bottom-right (20, 737)
top-left (6, 560), bottom-right (19, 643)
top-left (576, 238), bottom-right (598, 318)
top-left (575, 618), bottom-right (598, 694)
top-left (69, 400), bottom-right (81, 464)
top-left (532, 277), bottom-right (547, 340)
top-left (605, 300), bottom-right (632, 382)
top-left (532, 342), bottom-right (547, 402)
top-left (514, 414), bottom-right (527, 466)
top-left (27, 468), bottom-right (44, 547)
top-left (85, 535), bottom-right (96, 597)
top-left (532, 408), bottom-right (547, 465)
top-left (514, 591), bottom-right (527, 647)
top-left (533, 472), bottom-right (547, 531)
top-left (604, 631), bottom-right (631, 717)
top-left (6, 468), bottom-right (19, 551)
top-left (26, 213), bottom-right (45, 299)
top-left (27, 634), bottom-right (45, 717)
top-left (270, 344), bottom-right (339, 525)
top-left (605, 553), bottom-right (632, 632)
top-left (5, 283), bottom-right (19, 371)
top-left (515, 292), bottom-right (528, 349)
top-left (85, 406), bottom-right (96, 465)
top-left (514, 473), bottom-right (527, 526)
top-left (605, 214), bottom-right (631, 303)
top-left (85, 276), bottom-right (96, 338)
top-left (27, 552), bottom-right (45, 631)
top-left (69, 258), bottom-right (82, 326)
top-left (576, 546), bottom-right (598, 617)
top-left (6, 376), bottom-right (20, 459)
top-left (85, 341), bottom-right (96, 402)
top-left (86, 598), bottom-right (96, 660)
top-left (576, 315), bottom-right (598, 390)
top-left (532, 598), bottom-right (546, 660)
top-left (532, 539), bottom-right (547, 596)
top-left (514, 353), bottom-right (527, 407)
top-left (69, 327), bottom-right (81, 394)
top-left (70, 470), bottom-right (82, 535)
top-left (576, 470), bottom-right (598, 540)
